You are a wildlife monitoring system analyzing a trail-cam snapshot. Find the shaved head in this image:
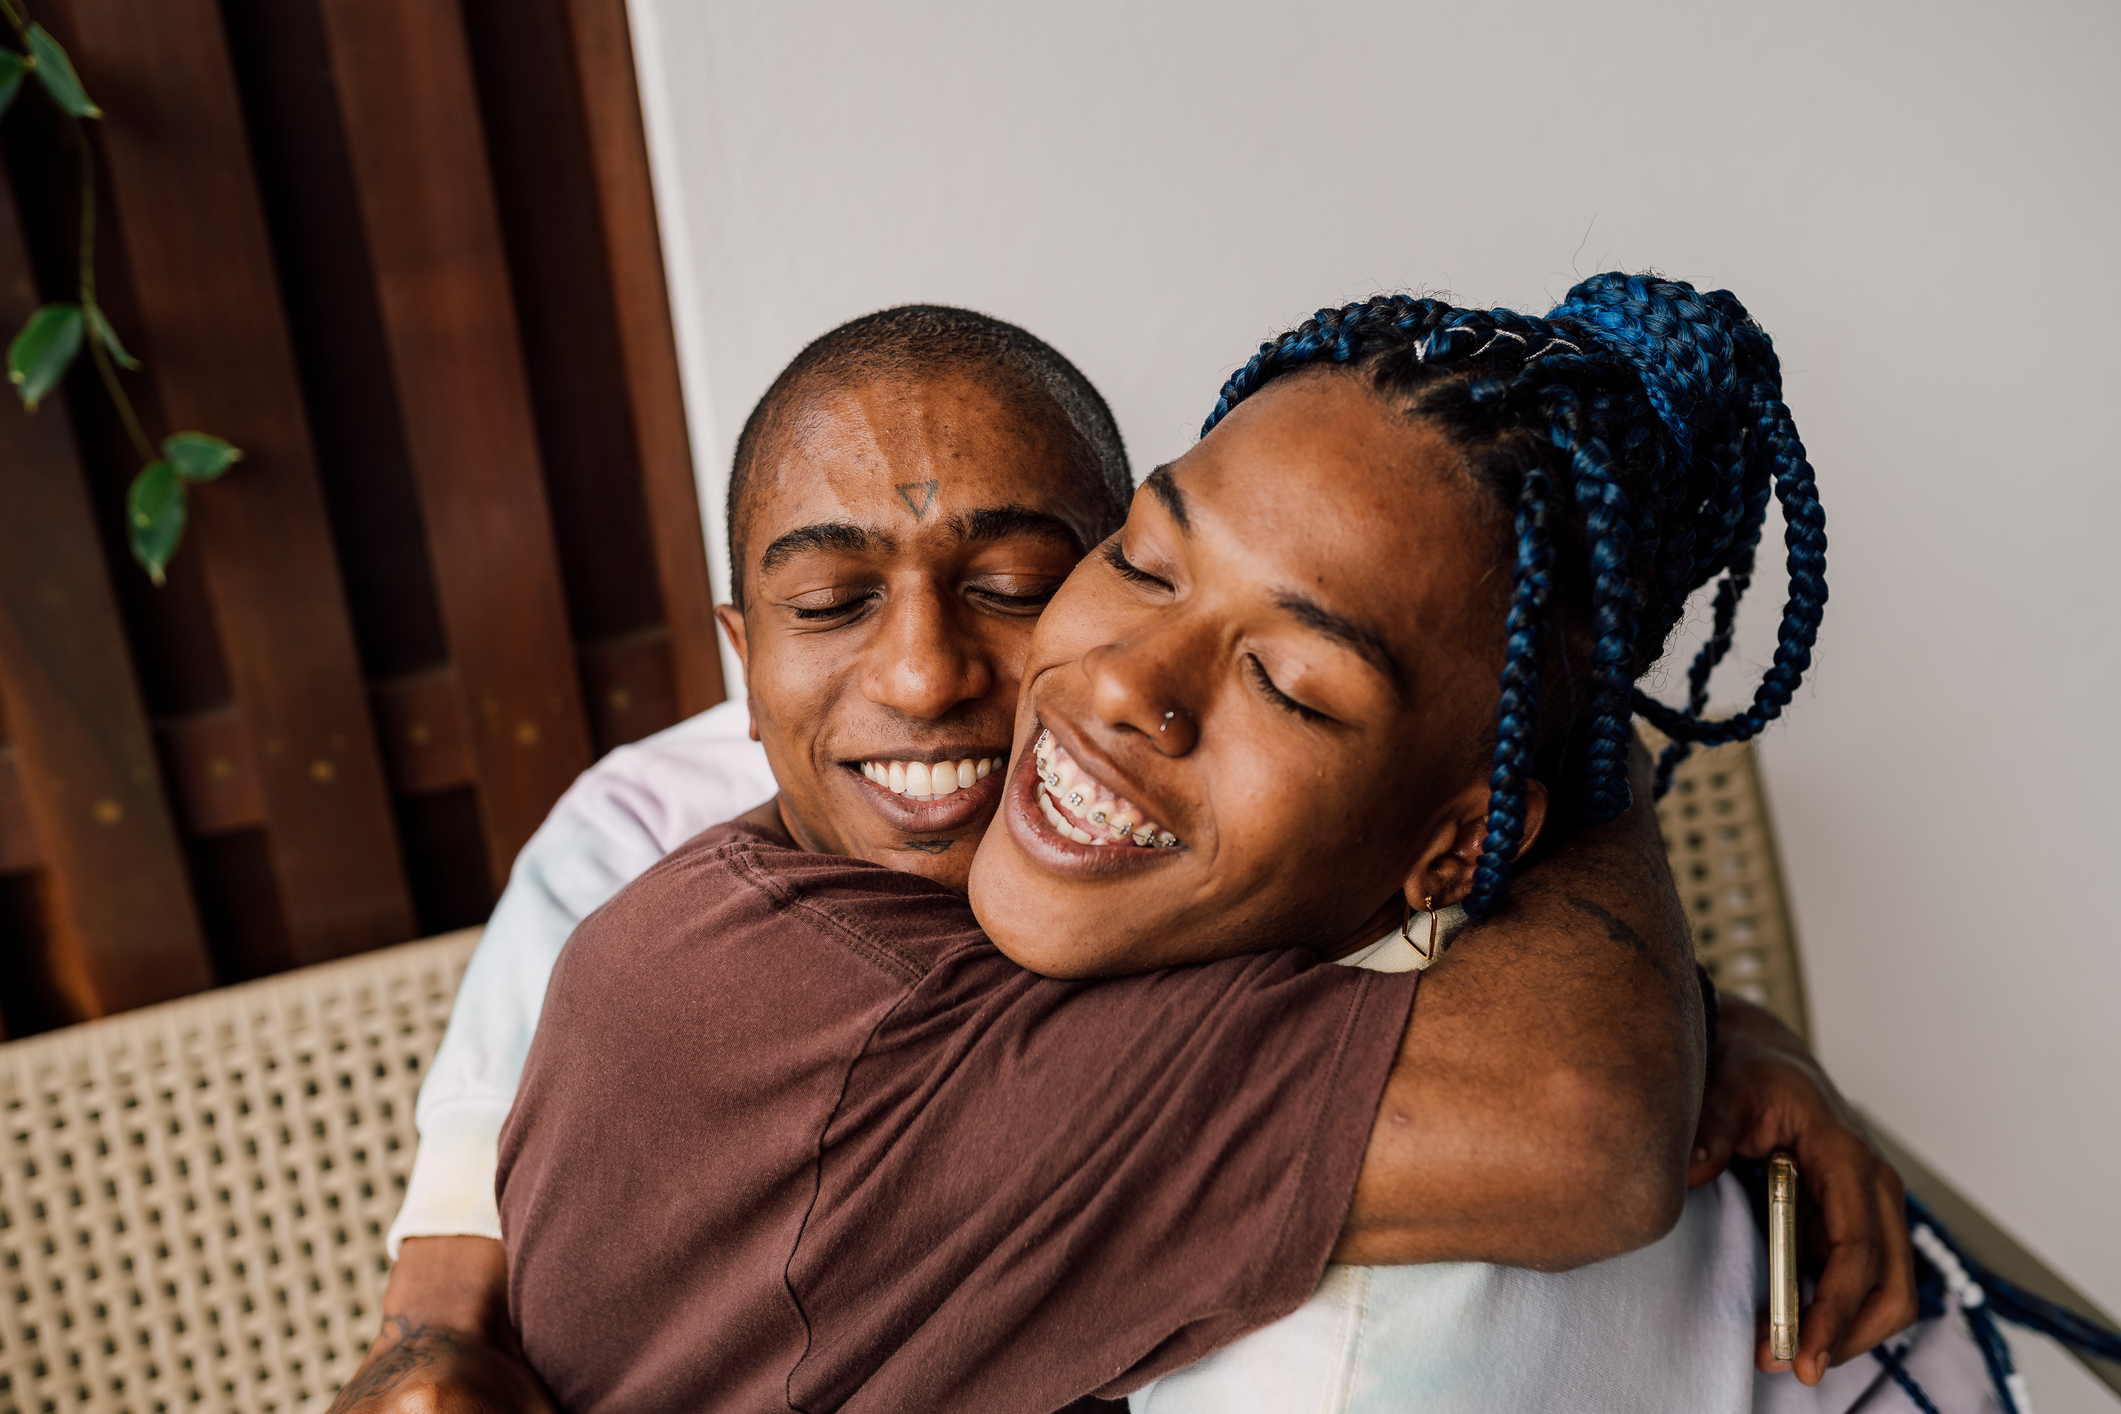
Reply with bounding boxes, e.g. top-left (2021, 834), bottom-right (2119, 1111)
top-left (727, 306), bottom-right (1131, 607)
